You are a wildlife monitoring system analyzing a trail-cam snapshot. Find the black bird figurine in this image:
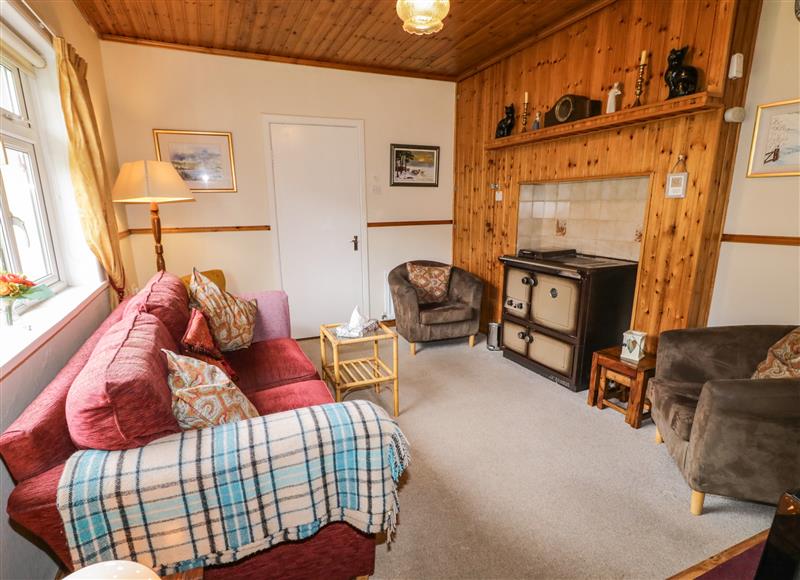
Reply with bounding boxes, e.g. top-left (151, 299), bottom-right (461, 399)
top-left (664, 47), bottom-right (698, 99)
top-left (495, 104), bottom-right (516, 138)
